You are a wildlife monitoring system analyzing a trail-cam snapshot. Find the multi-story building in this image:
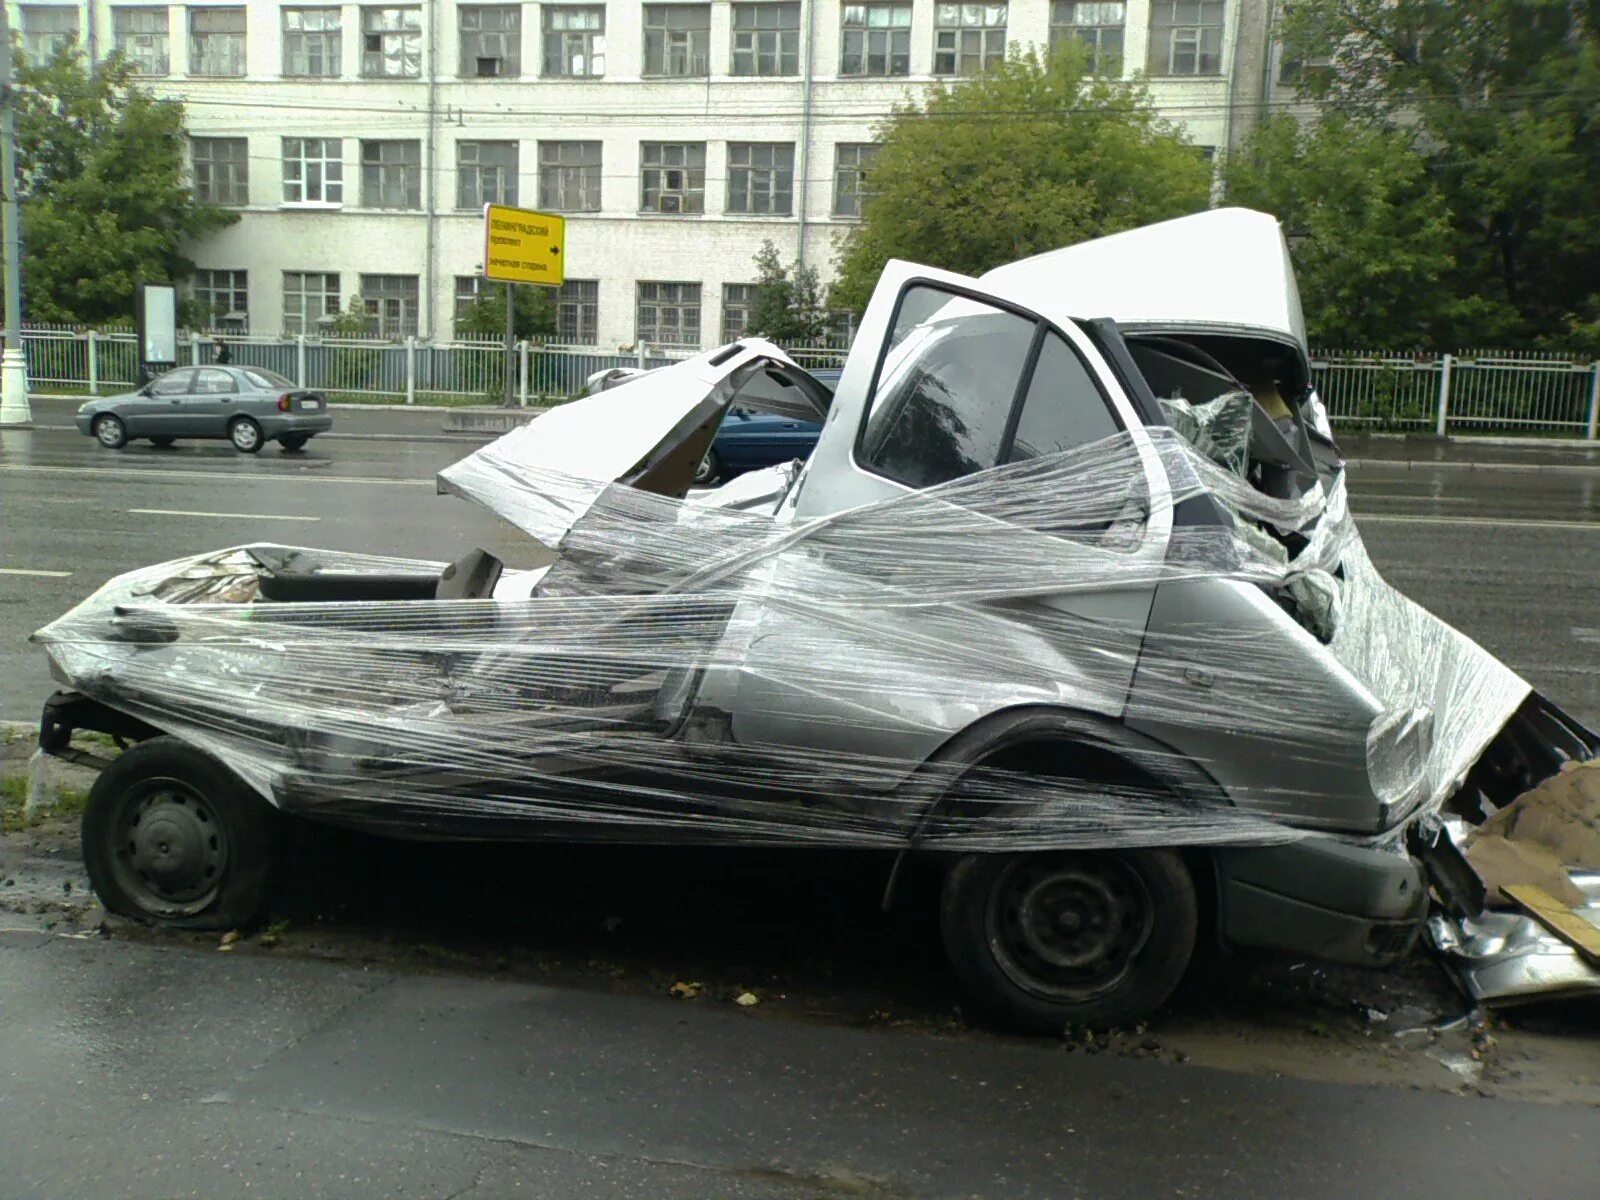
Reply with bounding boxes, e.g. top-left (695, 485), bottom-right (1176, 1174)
top-left (10, 1), bottom-right (1299, 347)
